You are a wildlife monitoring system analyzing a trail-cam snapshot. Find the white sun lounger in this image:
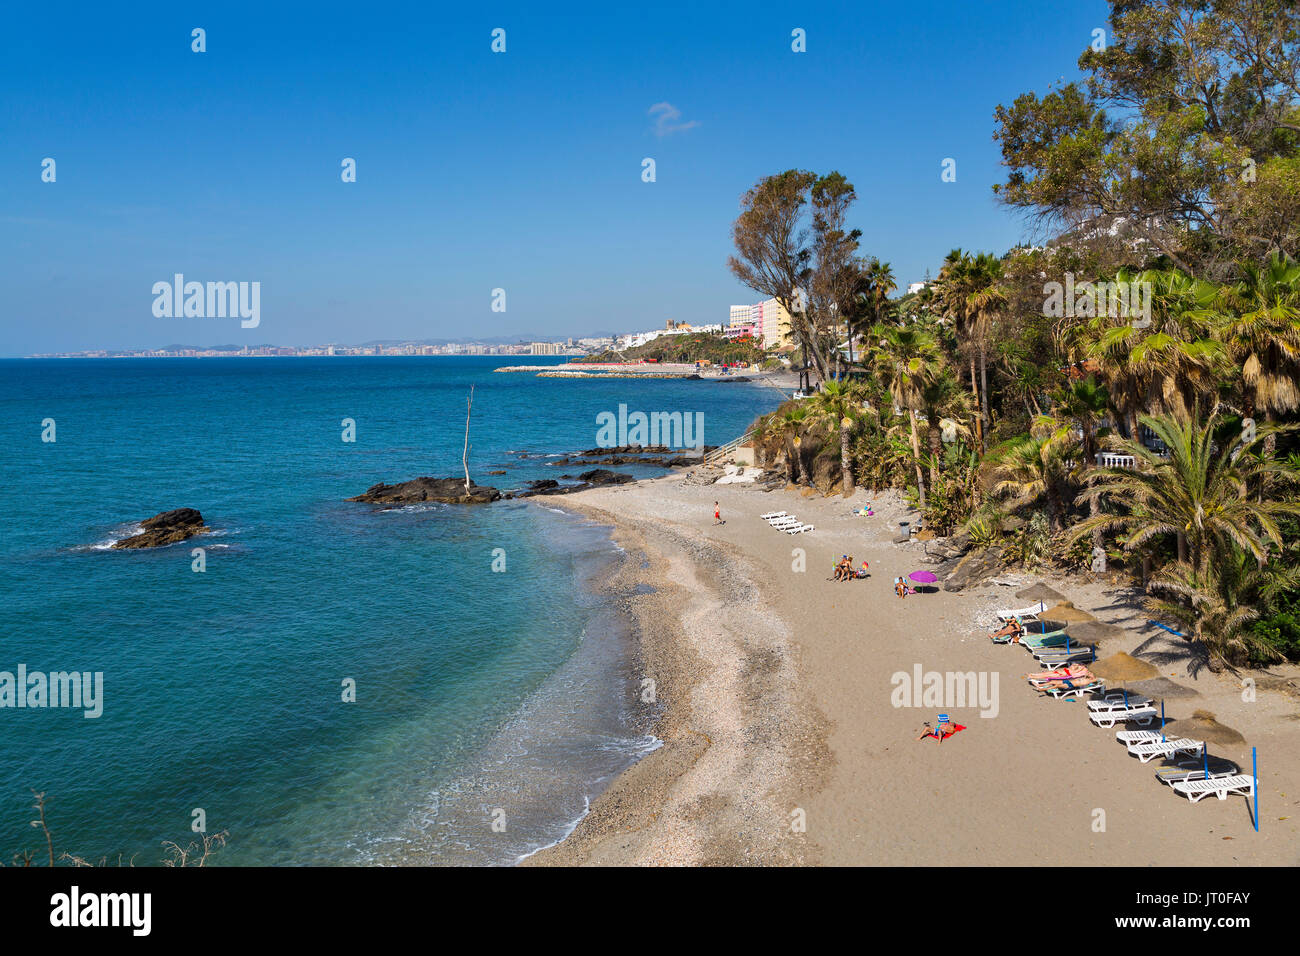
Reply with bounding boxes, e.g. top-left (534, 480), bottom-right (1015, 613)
top-left (997, 602), bottom-right (1046, 623)
top-left (1127, 737), bottom-right (1205, 764)
top-left (760, 511), bottom-right (788, 520)
top-left (1116, 729), bottom-right (1164, 745)
top-left (785, 523), bottom-right (814, 534)
top-left (1040, 679), bottom-right (1105, 700)
top-left (1032, 645), bottom-right (1096, 664)
top-left (769, 518), bottom-right (800, 529)
top-left (1170, 774), bottom-right (1256, 802)
top-left (1088, 694), bottom-right (1154, 713)
top-left (1155, 759), bottom-right (1241, 786)
top-left (1088, 706), bottom-right (1158, 728)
